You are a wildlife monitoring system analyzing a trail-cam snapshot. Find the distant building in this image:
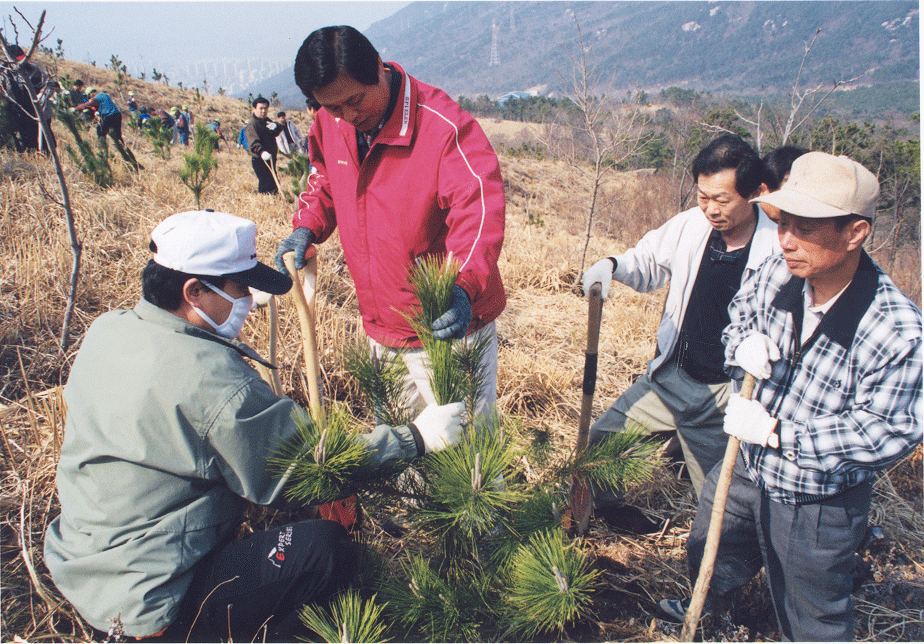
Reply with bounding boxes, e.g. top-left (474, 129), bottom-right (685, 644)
top-left (497, 91), bottom-right (533, 105)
